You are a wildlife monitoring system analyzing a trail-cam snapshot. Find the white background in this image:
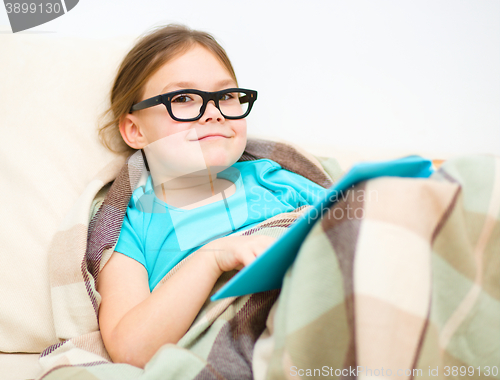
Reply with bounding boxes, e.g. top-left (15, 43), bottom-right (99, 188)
top-left (1, 0), bottom-right (499, 156)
